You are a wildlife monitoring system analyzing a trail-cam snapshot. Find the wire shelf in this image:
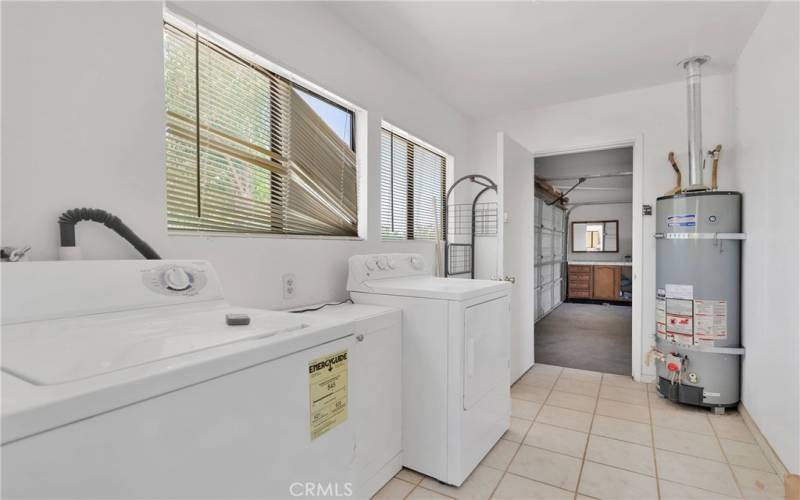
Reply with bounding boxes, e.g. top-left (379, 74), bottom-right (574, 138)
top-left (475, 202), bottom-right (498, 235)
top-left (447, 202), bottom-right (498, 236)
top-left (447, 244), bottom-right (472, 275)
